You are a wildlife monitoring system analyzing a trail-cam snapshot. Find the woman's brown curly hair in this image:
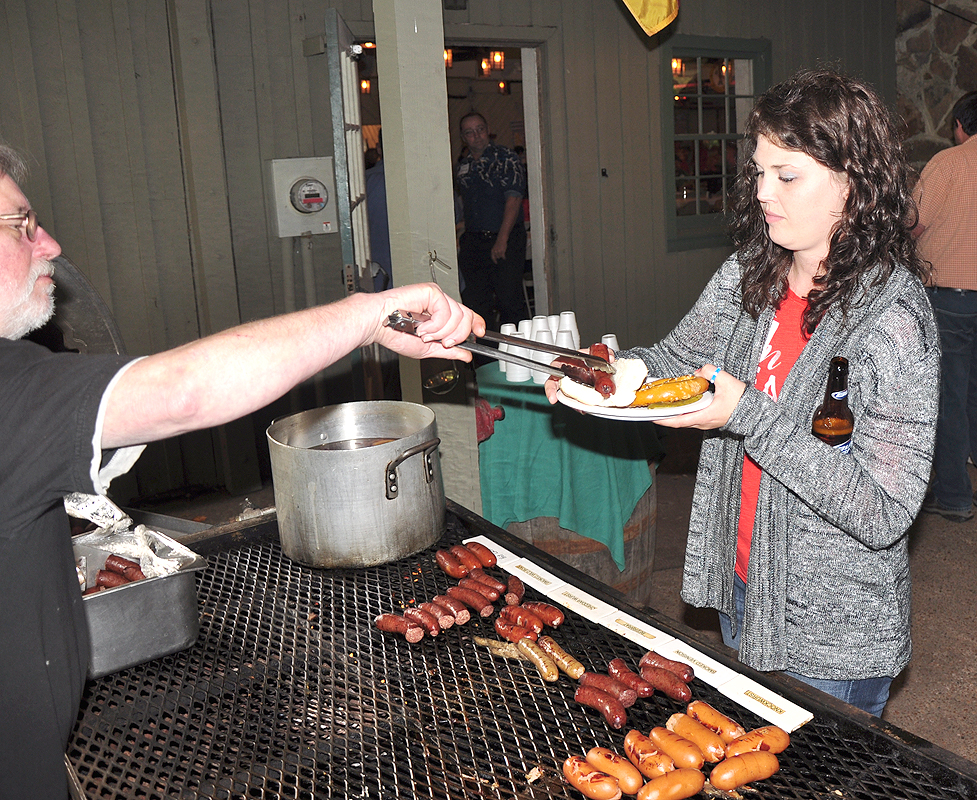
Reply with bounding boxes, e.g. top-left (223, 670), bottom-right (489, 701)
top-left (729, 69), bottom-right (928, 335)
